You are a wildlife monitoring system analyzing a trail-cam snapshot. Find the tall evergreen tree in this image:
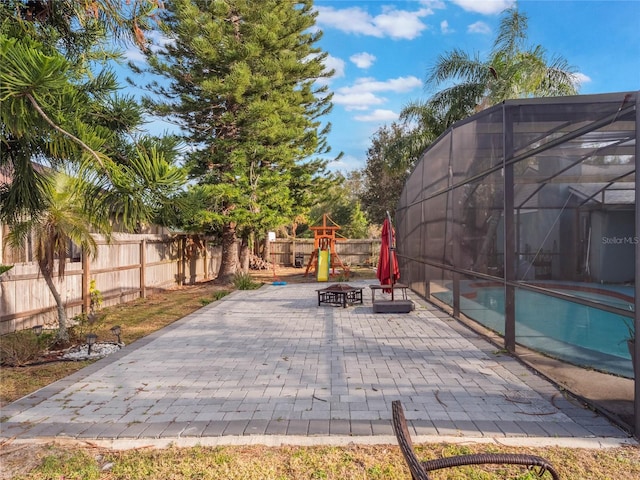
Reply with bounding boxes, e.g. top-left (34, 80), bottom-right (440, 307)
top-left (137, 0), bottom-right (335, 282)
